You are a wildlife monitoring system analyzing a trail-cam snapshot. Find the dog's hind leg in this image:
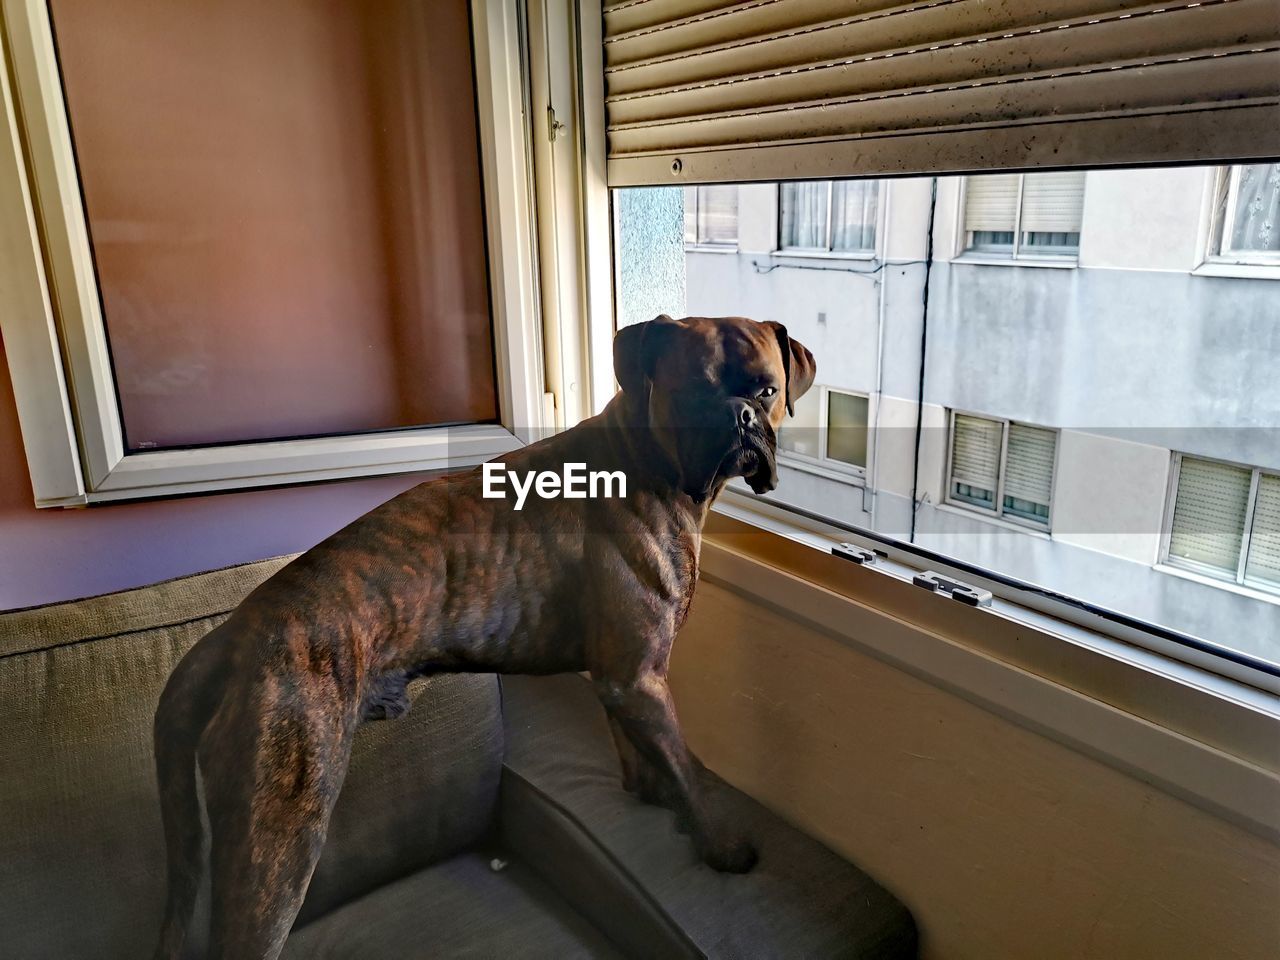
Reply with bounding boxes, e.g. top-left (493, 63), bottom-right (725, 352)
top-left (199, 674), bottom-right (359, 960)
